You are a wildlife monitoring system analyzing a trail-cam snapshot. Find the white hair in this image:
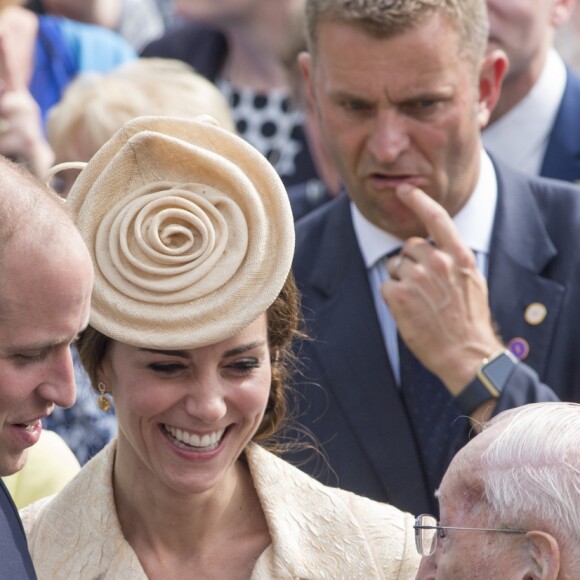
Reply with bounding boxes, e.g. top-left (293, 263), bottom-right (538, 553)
top-left (480, 402), bottom-right (580, 566)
